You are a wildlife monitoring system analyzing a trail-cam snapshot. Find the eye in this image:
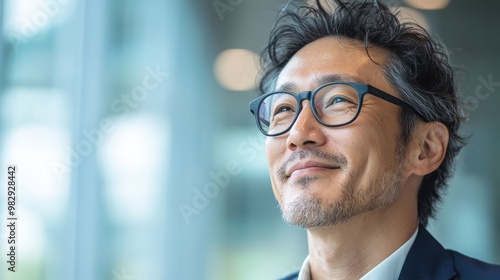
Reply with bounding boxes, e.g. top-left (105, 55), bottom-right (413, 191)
top-left (273, 105), bottom-right (295, 116)
top-left (331, 96), bottom-right (348, 104)
top-left (326, 95), bottom-right (352, 108)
